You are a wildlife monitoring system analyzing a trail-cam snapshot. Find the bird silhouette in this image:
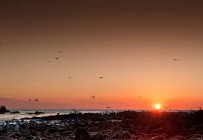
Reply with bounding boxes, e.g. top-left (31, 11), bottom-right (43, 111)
top-left (90, 95), bottom-right (95, 99)
top-left (106, 106), bottom-right (111, 109)
top-left (34, 99), bottom-right (38, 102)
top-left (54, 57), bottom-right (59, 60)
top-left (162, 105), bottom-right (171, 110)
top-left (171, 58), bottom-right (179, 61)
top-left (98, 76), bottom-right (104, 79)
top-left (67, 76), bottom-right (72, 78)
